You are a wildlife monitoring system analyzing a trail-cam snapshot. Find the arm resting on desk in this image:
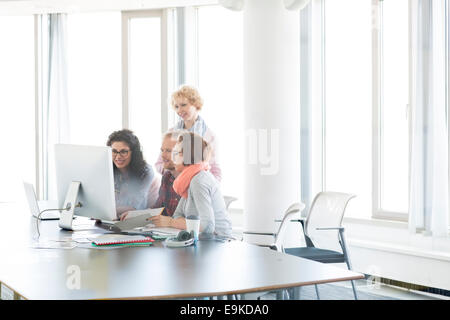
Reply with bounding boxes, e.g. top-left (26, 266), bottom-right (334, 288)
top-left (148, 215), bottom-right (187, 230)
